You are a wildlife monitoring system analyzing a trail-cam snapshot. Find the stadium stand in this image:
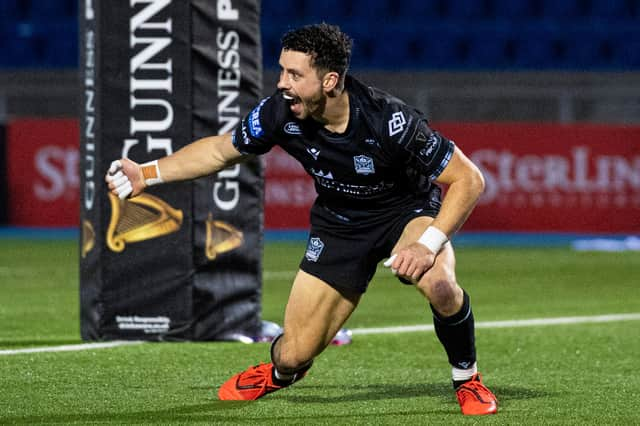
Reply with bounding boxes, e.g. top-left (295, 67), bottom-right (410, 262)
top-left (0, 0), bottom-right (639, 70)
top-left (490, 0), bottom-right (538, 20)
